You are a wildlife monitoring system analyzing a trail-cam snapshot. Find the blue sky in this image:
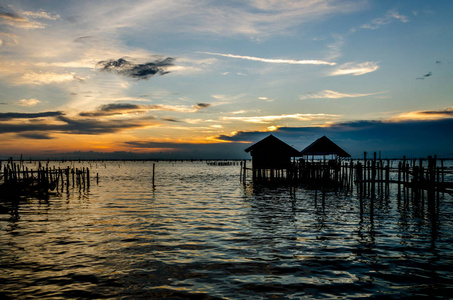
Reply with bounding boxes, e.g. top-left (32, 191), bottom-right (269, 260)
top-left (0, 0), bottom-right (452, 159)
